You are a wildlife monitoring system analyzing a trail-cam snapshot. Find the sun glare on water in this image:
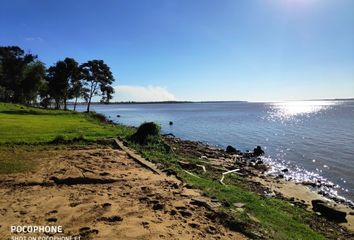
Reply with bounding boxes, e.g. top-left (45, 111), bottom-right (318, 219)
top-left (268, 101), bottom-right (338, 121)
